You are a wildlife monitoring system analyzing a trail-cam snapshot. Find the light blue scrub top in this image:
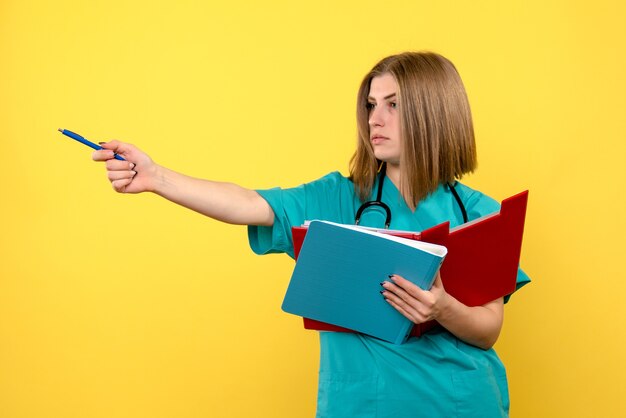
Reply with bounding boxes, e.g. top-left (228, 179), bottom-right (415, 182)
top-left (248, 172), bottom-right (530, 418)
